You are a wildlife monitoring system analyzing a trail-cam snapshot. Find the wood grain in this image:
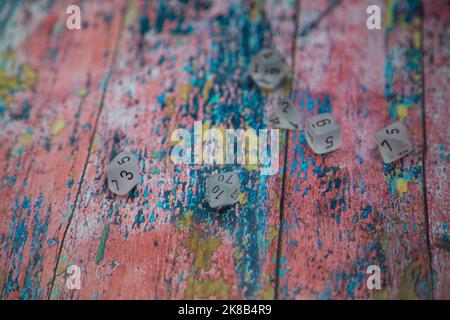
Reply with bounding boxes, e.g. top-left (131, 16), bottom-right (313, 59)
top-left (0, 0), bottom-right (123, 299)
top-left (423, 0), bottom-right (450, 300)
top-left (278, 0), bottom-right (433, 299)
top-left (49, 0), bottom-right (297, 299)
top-left (0, 0), bottom-right (448, 300)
